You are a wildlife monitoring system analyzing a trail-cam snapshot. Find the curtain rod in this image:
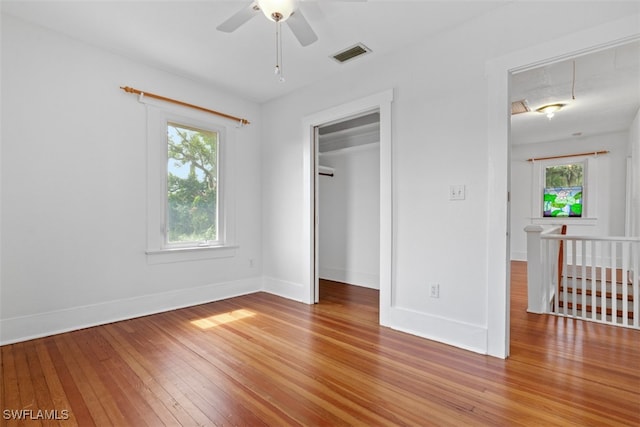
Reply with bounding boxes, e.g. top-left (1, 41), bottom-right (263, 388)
top-left (120, 86), bottom-right (250, 126)
top-left (527, 150), bottom-right (609, 162)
